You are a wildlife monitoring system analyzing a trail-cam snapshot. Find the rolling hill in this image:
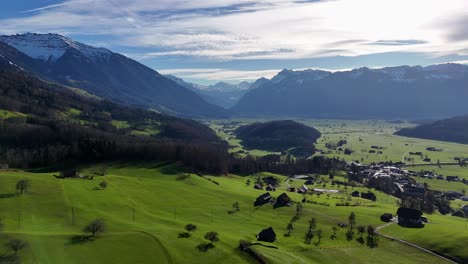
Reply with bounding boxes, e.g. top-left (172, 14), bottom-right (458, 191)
top-left (395, 115), bottom-right (468, 144)
top-left (0, 33), bottom-right (228, 118)
top-left (0, 63), bottom-right (226, 172)
top-left (232, 64), bottom-right (468, 119)
top-left (234, 120), bottom-right (321, 155)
